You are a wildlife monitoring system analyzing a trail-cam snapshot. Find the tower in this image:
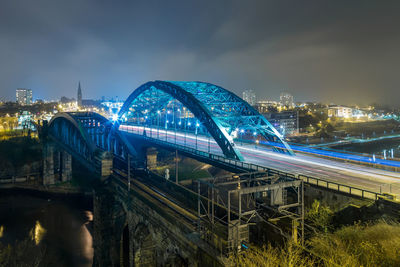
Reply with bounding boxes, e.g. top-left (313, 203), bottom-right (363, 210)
top-left (16, 88), bottom-right (32, 105)
top-left (77, 82), bottom-right (82, 107)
